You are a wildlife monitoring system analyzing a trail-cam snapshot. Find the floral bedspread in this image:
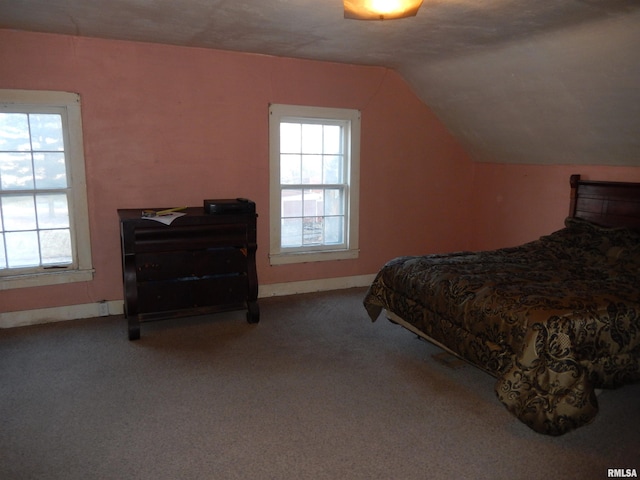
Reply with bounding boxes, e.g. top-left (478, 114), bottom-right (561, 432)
top-left (363, 217), bottom-right (640, 435)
